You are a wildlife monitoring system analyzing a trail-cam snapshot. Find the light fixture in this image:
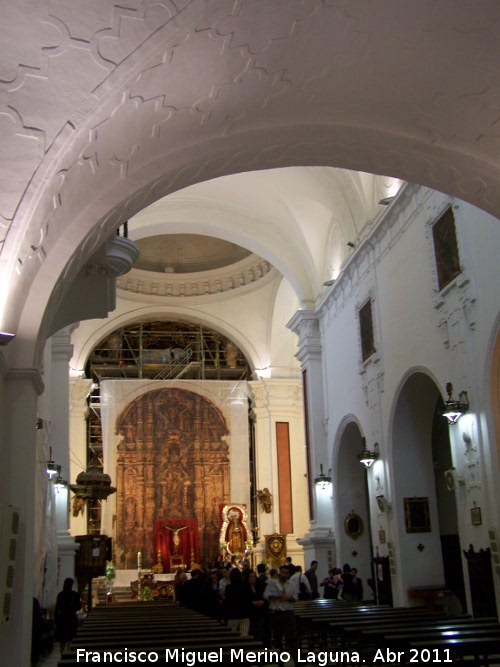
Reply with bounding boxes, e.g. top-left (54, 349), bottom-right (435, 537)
top-left (323, 279), bottom-right (335, 287)
top-left (54, 472), bottom-right (68, 489)
top-left (314, 464), bottom-right (332, 489)
top-left (0, 332), bottom-right (15, 346)
top-left (46, 447), bottom-right (60, 479)
top-left (379, 196), bottom-right (395, 206)
top-left (357, 439), bottom-right (379, 468)
top-left (347, 241), bottom-right (356, 248)
top-left (440, 382), bottom-right (469, 424)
